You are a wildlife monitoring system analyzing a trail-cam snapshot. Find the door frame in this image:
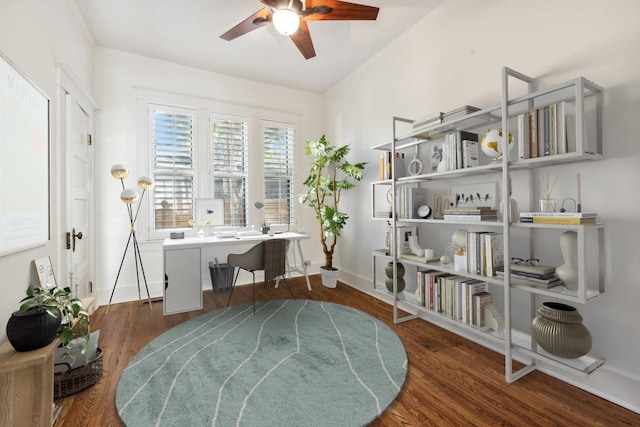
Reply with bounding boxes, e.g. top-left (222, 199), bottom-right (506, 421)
top-left (56, 63), bottom-right (96, 297)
